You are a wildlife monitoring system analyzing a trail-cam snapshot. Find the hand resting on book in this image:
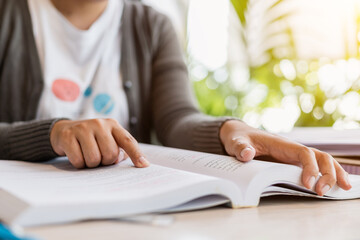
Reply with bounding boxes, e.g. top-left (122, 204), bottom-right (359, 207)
top-left (50, 119), bottom-right (149, 169)
top-left (219, 120), bottom-right (352, 196)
